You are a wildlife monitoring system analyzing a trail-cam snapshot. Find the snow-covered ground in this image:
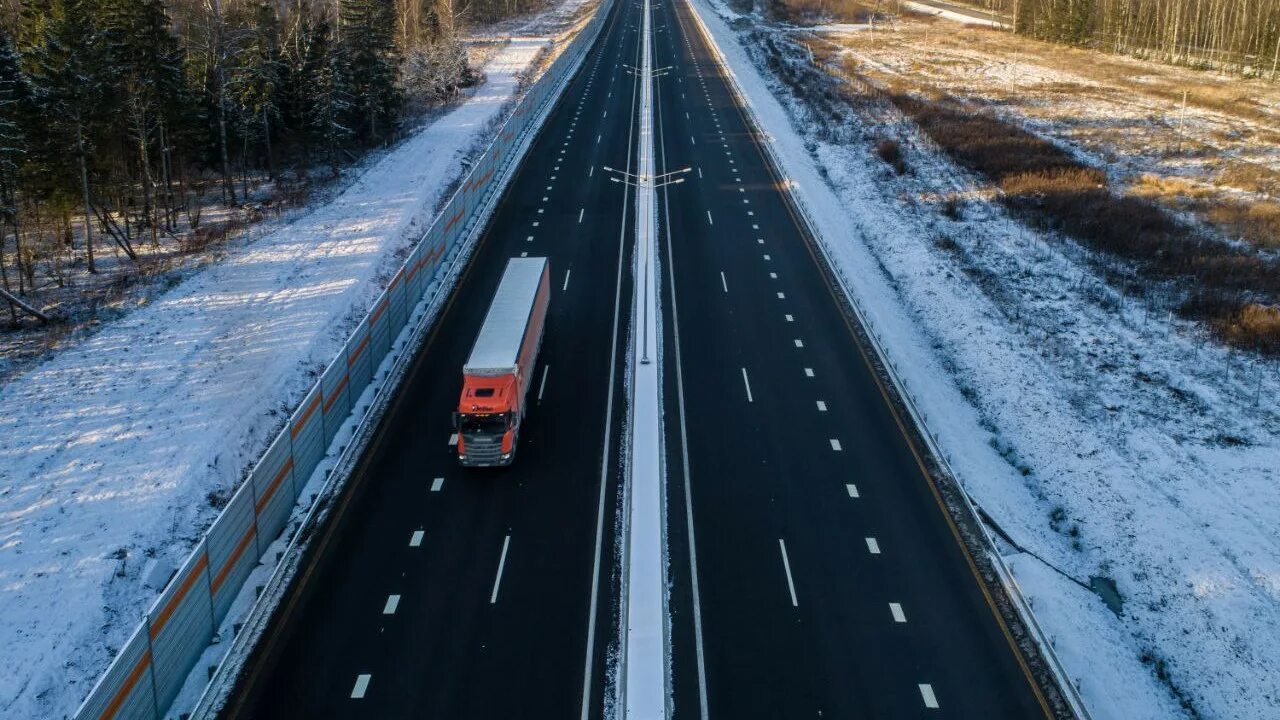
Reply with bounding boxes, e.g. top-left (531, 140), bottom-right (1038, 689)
top-left (689, 0), bottom-right (1280, 717)
top-left (0, 27), bottom-right (567, 720)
